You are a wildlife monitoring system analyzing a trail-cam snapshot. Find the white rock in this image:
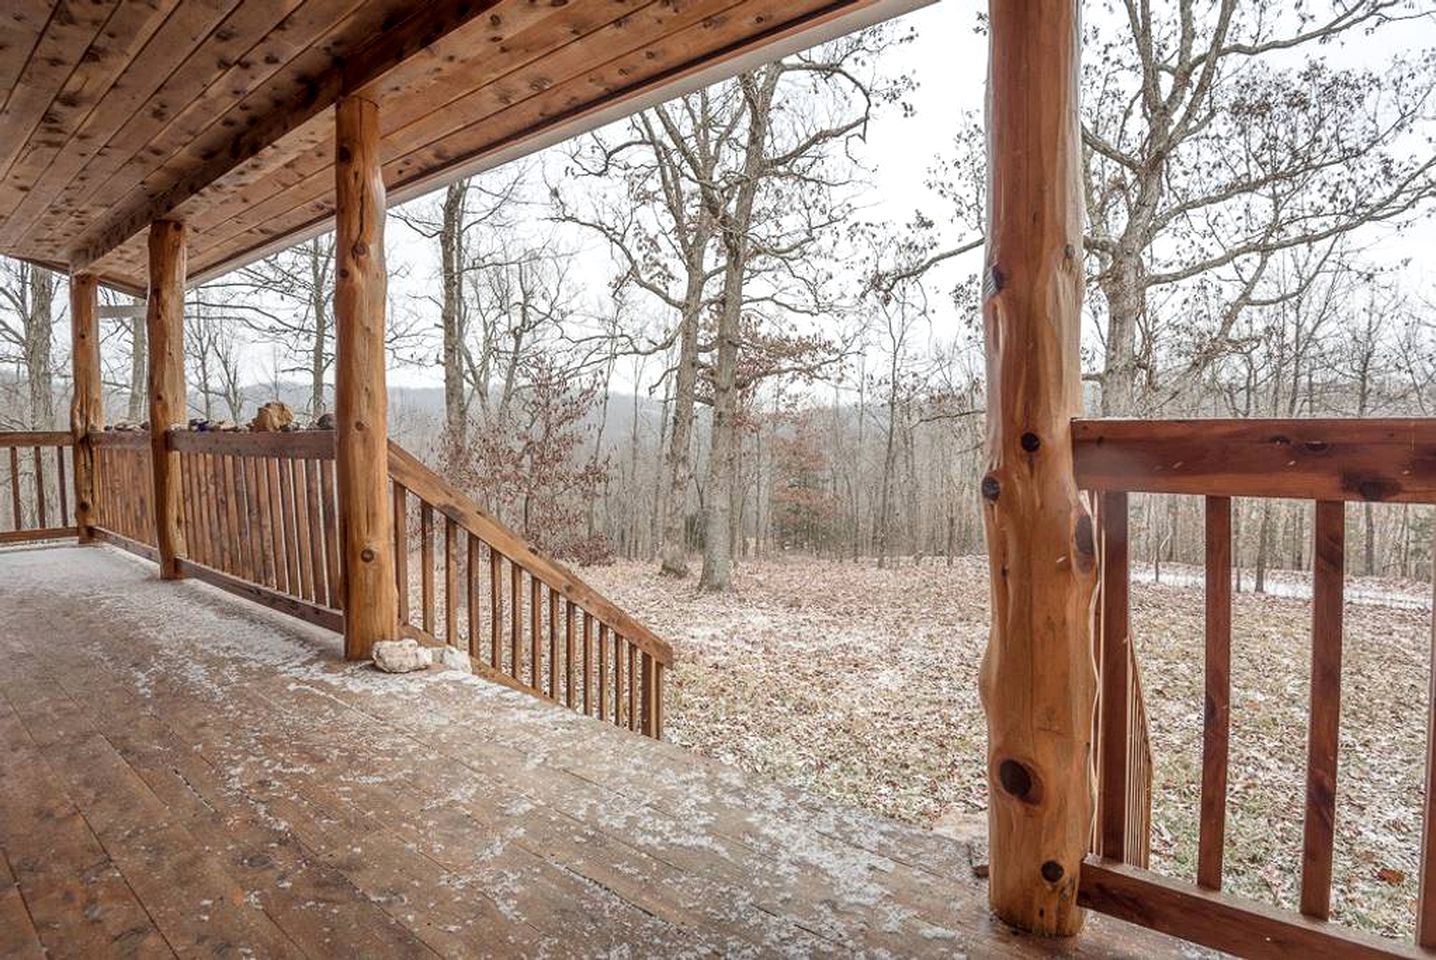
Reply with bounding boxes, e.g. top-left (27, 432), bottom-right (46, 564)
top-left (434, 645), bottom-right (471, 673)
top-left (371, 638), bottom-right (431, 673)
